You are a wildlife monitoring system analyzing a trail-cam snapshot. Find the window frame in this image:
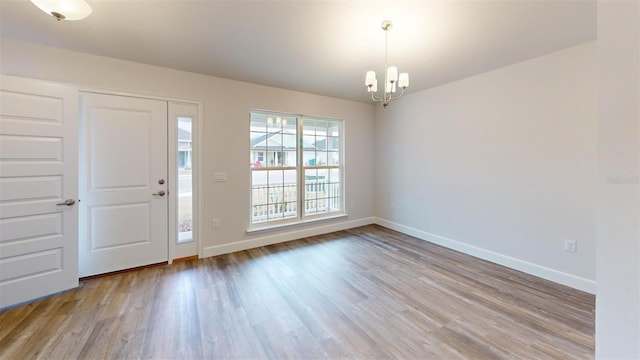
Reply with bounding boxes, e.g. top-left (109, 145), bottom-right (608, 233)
top-left (176, 115), bottom-right (194, 244)
top-left (249, 110), bottom-right (345, 230)
top-left (168, 101), bottom-right (201, 262)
